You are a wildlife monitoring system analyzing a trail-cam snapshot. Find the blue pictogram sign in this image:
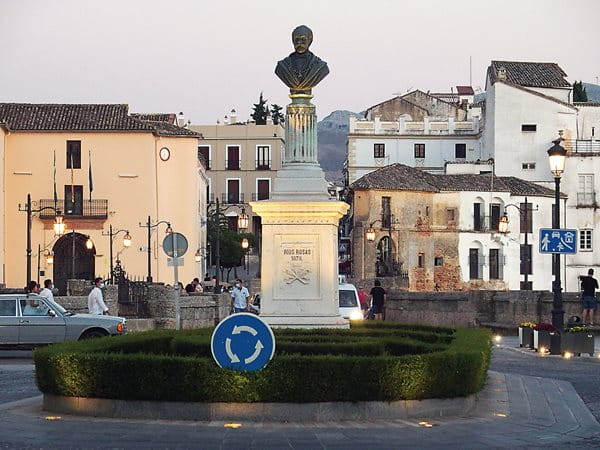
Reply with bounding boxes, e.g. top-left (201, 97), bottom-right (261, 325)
top-left (539, 228), bottom-right (578, 254)
top-left (211, 313), bottom-right (276, 371)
